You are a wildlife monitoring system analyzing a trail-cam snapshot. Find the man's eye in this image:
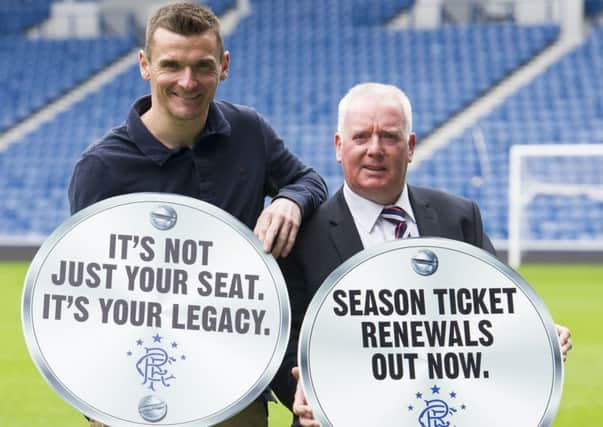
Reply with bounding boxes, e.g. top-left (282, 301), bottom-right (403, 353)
top-left (195, 62), bottom-right (215, 72)
top-left (382, 132), bottom-right (401, 142)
